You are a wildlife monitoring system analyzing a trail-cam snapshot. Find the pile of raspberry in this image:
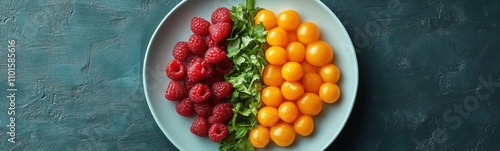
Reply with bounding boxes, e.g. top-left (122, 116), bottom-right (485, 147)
top-left (164, 7), bottom-right (234, 142)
